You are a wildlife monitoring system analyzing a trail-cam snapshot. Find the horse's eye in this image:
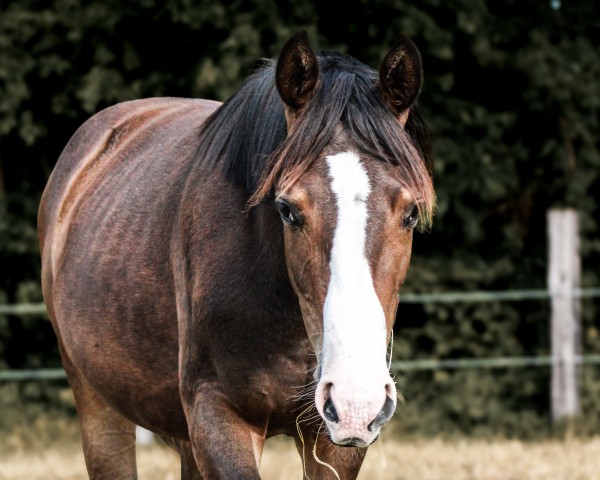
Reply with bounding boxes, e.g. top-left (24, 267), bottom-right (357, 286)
top-left (402, 203), bottom-right (419, 229)
top-left (275, 199), bottom-right (303, 227)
